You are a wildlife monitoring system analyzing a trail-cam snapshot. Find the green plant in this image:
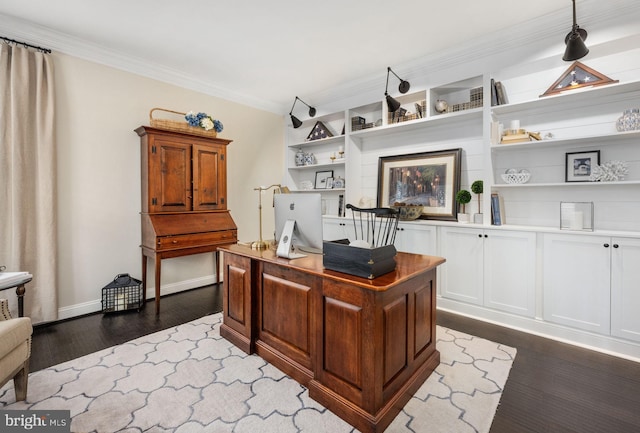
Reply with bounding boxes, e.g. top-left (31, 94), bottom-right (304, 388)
top-left (471, 180), bottom-right (483, 213)
top-left (455, 190), bottom-right (471, 214)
